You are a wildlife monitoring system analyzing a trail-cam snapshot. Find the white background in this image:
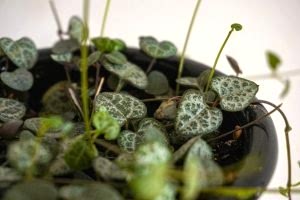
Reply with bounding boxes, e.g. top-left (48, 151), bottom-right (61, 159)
top-left (0, 0), bottom-right (299, 199)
